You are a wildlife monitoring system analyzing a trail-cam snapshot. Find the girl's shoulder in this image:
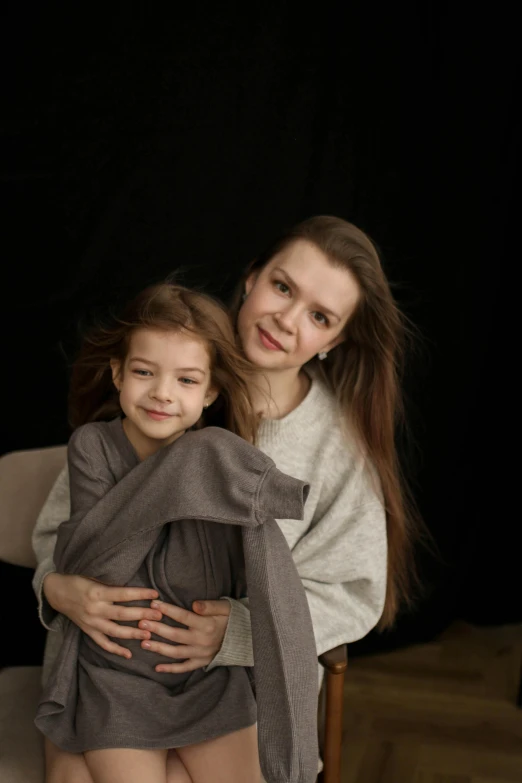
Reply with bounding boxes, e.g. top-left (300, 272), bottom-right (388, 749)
top-left (68, 419), bottom-right (117, 452)
top-left (68, 418), bottom-right (132, 470)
